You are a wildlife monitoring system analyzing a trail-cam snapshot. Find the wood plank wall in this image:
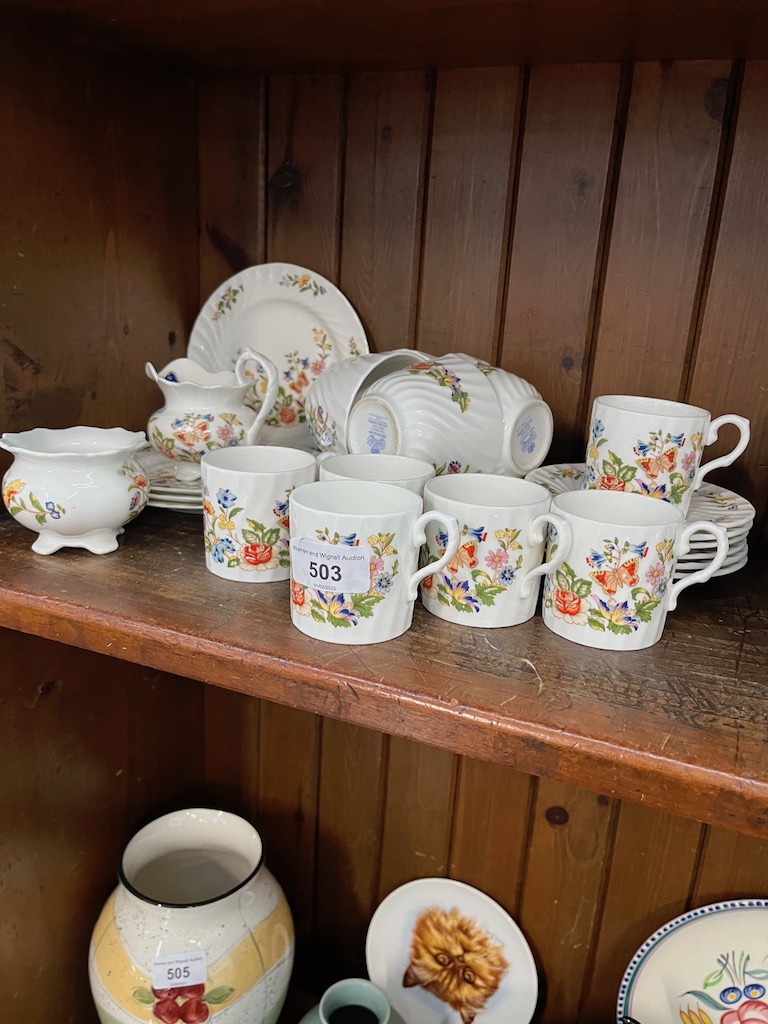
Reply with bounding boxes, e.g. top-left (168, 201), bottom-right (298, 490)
top-left (2, 23), bottom-right (767, 1024)
top-left (196, 59), bottom-right (768, 1023)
